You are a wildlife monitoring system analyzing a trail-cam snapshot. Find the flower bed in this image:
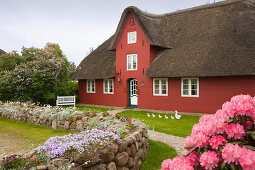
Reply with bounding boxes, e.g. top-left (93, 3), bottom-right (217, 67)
top-left (0, 102), bottom-right (149, 169)
top-left (161, 94), bottom-right (255, 170)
